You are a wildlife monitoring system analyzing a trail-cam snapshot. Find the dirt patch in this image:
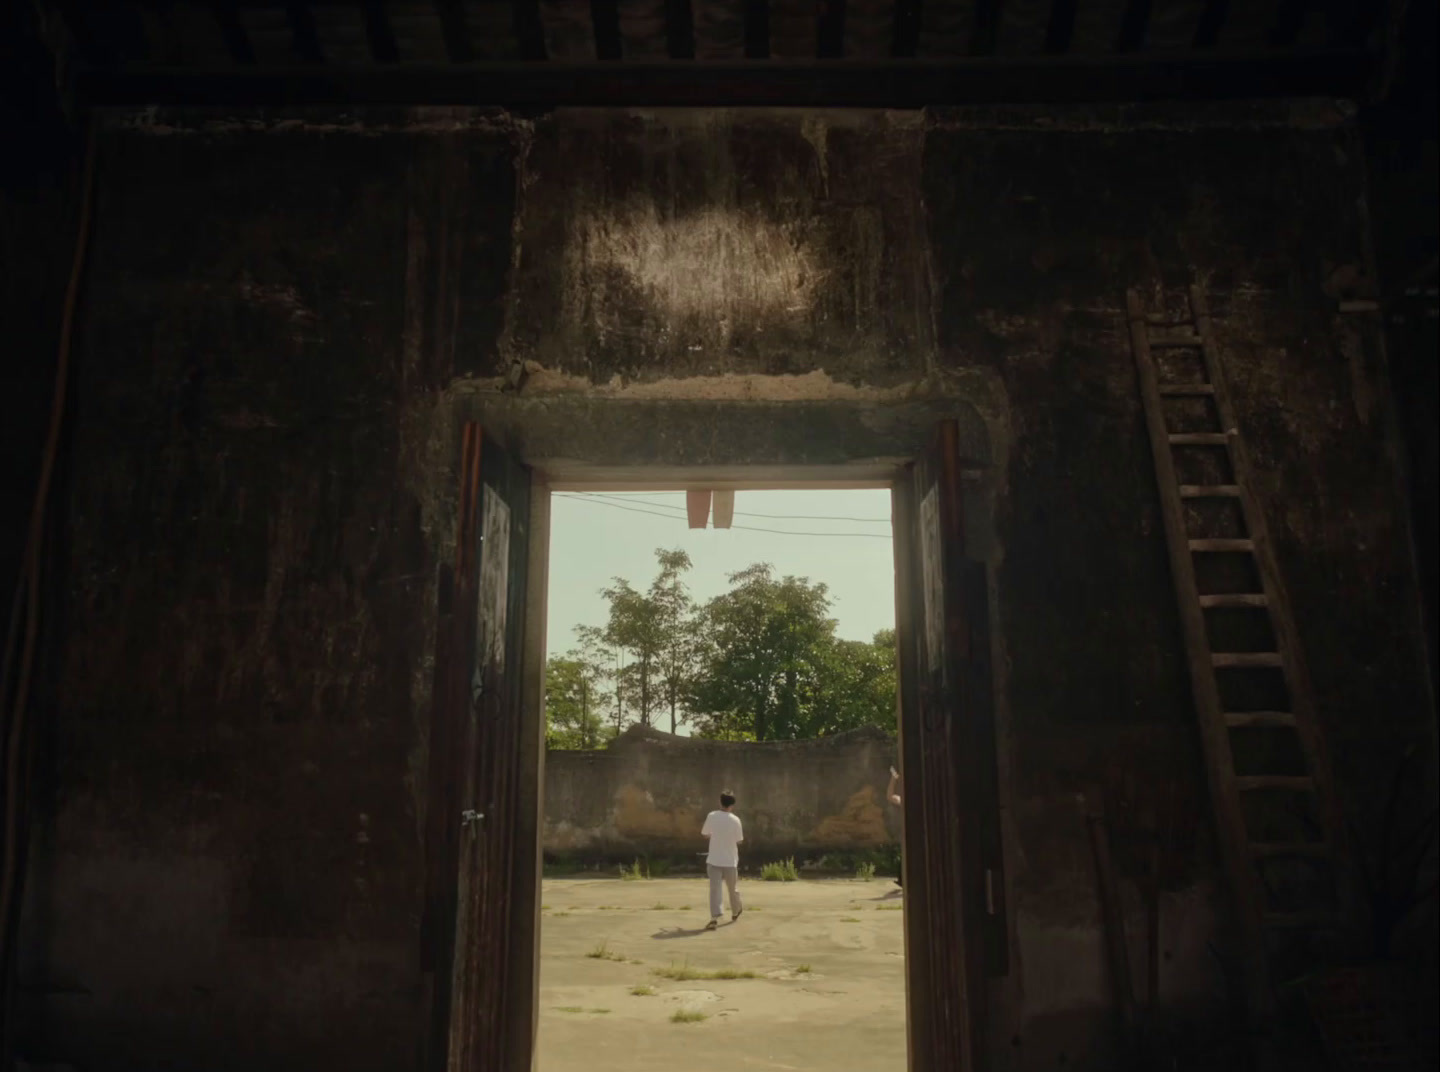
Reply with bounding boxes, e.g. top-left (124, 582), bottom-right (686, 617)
top-left (538, 876), bottom-right (906, 1071)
